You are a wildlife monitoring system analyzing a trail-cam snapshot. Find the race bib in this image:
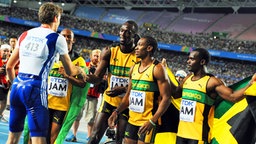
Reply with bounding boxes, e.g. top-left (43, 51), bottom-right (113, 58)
top-left (110, 75), bottom-right (129, 97)
top-left (180, 99), bottom-right (196, 122)
top-left (129, 90), bottom-right (146, 113)
top-left (48, 76), bottom-right (68, 97)
top-left (19, 36), bottom-right (49, 75)
top-left (21, 36), bottom-right (48, 58)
